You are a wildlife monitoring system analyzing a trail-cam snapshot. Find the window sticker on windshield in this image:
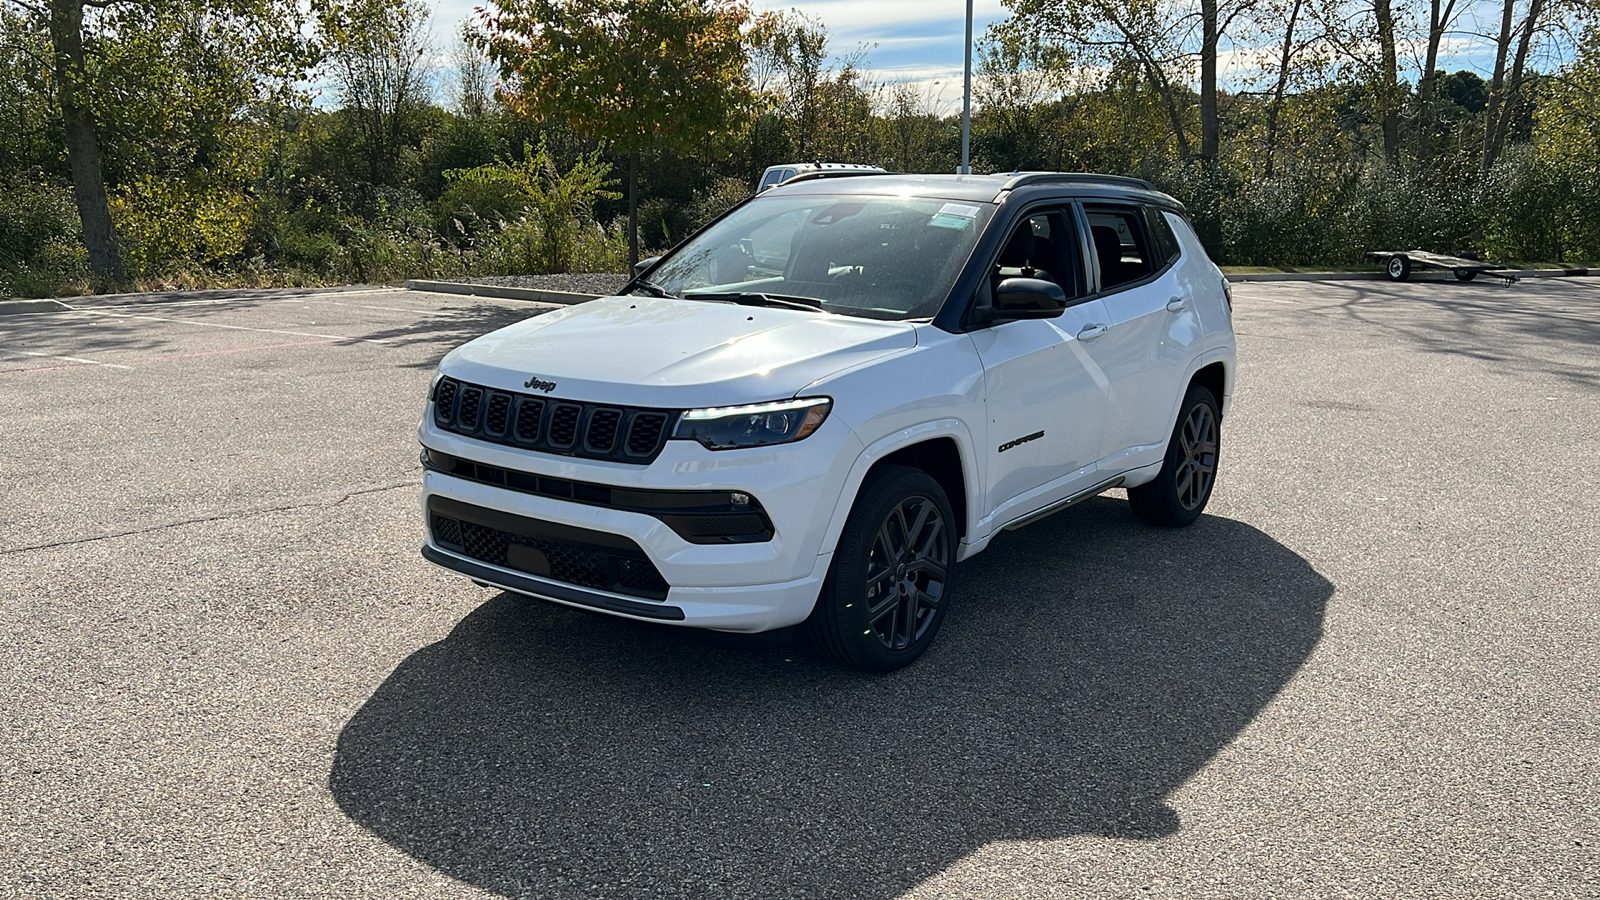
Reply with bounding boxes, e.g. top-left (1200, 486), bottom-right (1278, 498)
top-left (929, 202), bottom-right (981, 230)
